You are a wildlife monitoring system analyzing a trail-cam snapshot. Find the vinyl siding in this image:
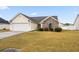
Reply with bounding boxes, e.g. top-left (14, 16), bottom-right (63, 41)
top-left (31, 22), bottom-right (38, 30)
top-left (11, 14), bottom-right (29, 23)
top-left (0, 24), bottom-right (10, 29)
